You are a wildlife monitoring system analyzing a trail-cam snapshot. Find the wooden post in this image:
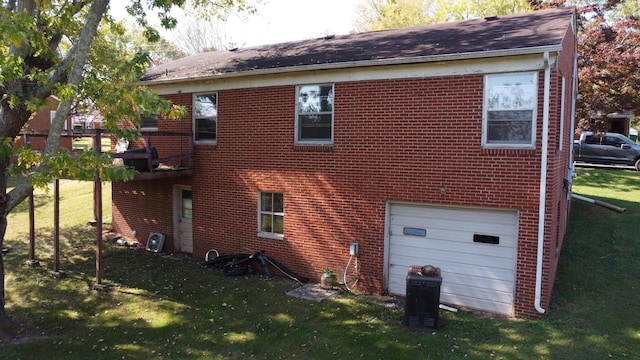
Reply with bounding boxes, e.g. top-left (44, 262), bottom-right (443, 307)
top-left (28, 189), bottom-right (35, 261)
top-left (54, 179), bottom-right (60, 272)
top-left (145, 132), bottom-right (152, 171)
top-left (94, 129), bottom-right (103, 285)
